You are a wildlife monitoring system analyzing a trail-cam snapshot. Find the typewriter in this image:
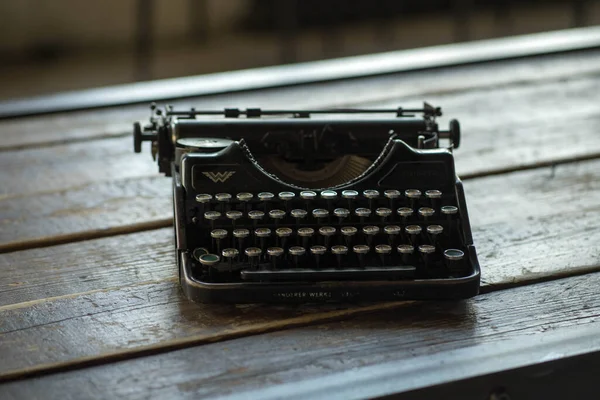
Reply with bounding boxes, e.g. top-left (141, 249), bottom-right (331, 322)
top-left (133, 103), bottom-right (480, 303)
